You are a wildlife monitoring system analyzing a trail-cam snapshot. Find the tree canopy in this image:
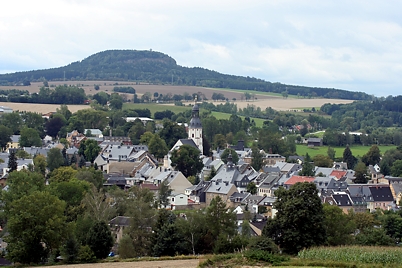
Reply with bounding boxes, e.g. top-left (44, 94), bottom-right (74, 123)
top-left (263, 182), bottom-right (326, 254)
top-left (171, 145), bottom-right (203, 178)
